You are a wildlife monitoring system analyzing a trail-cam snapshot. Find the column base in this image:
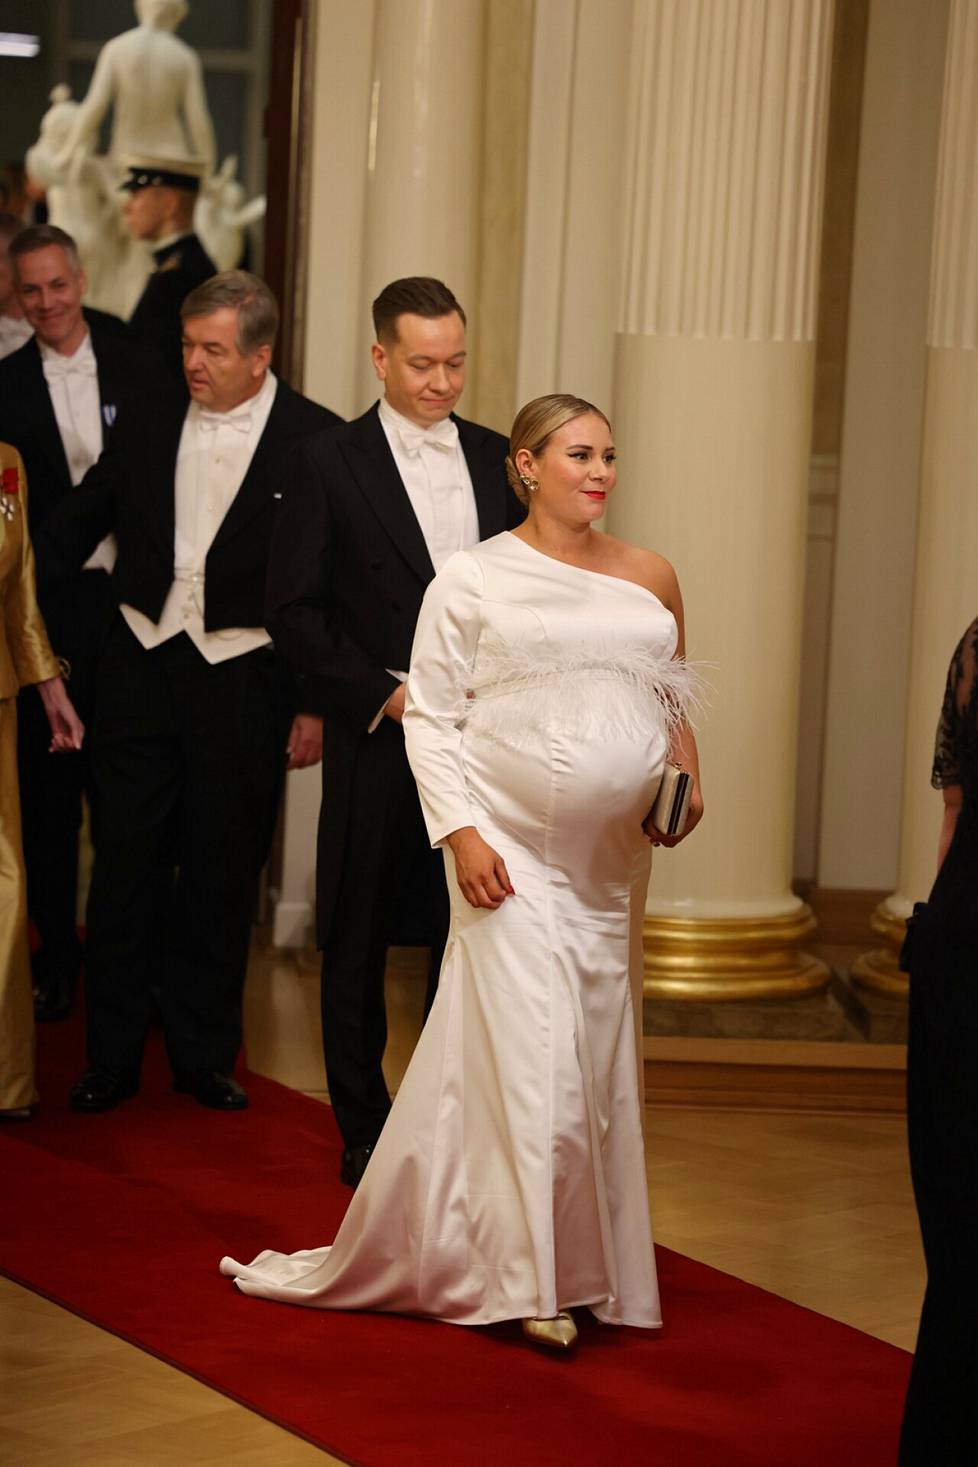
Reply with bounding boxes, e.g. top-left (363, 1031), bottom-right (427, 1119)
top-left (643, 905), bottom-right (830, 1001)
top-left (850, 902), bottom-right (908, 999)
